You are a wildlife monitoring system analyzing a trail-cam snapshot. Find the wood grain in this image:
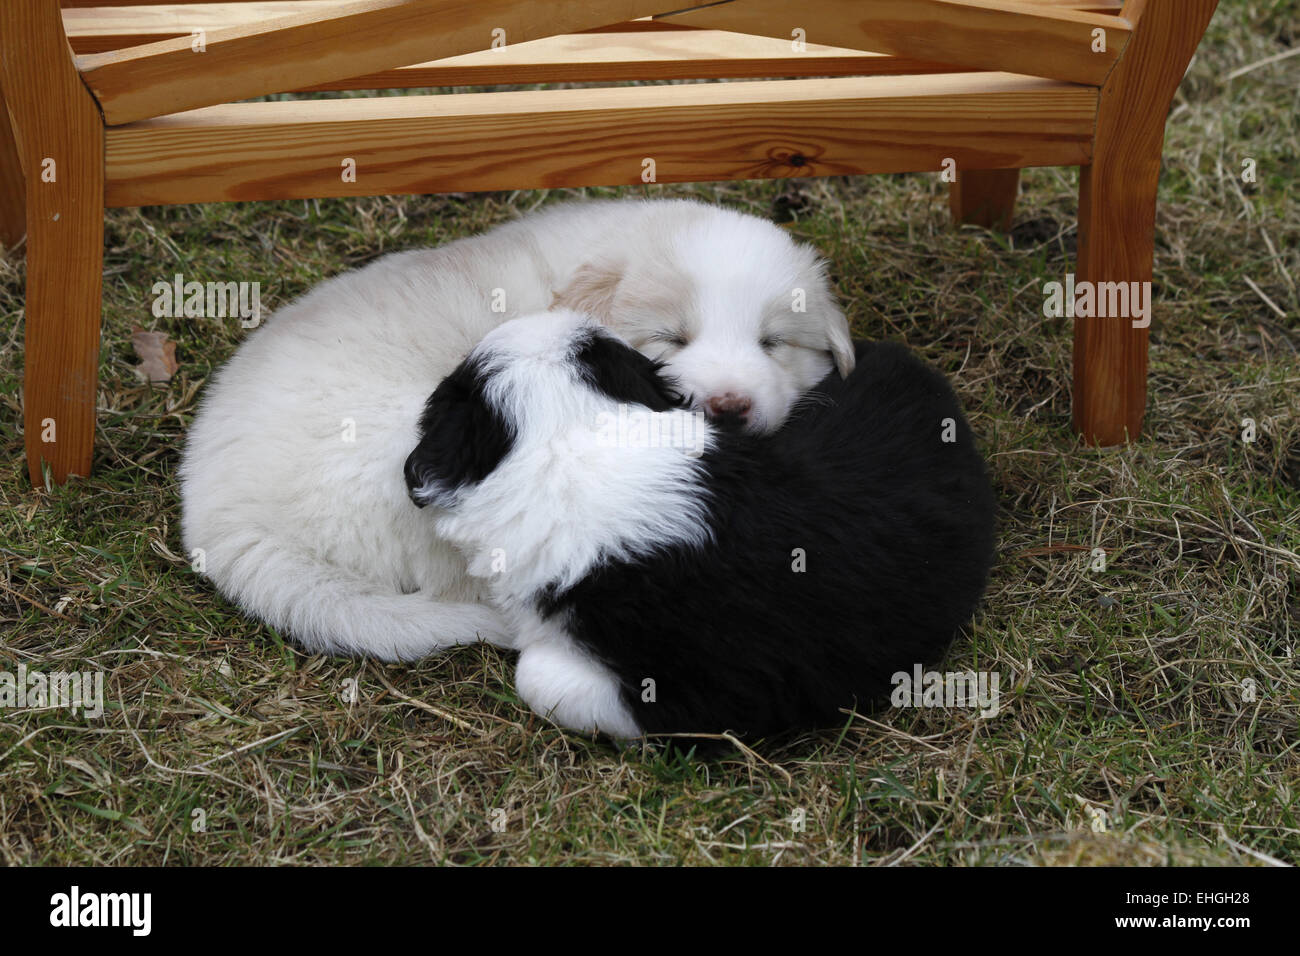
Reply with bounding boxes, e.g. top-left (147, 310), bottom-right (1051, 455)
top-left (65, 2), bottom-right (339, 51)
top-left (63, 6), bottom-right (702, 53)
top-left (61, 0), bottom-right (1125, 54)
top-left (1072, 0), bottom-right (1219, 445)
top-left (103, 72), bottom-right (1097, 206)
top-left (285, 33), bottom-right (965, 89)
top-left (949, 168), bottom-right (1020, 231)
top-left (78, 0), bottom-right (675, 125)
top-left (72, 23), bottom-right (968, 87)
top-left (57, 0), bottom-right (1122, 9)
top-left (0, 80), bottom-right (27, 249)
top-left (1, 0), bottom-right (106, 485)
top-left (659, 0), bottom-right (1130, 86)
